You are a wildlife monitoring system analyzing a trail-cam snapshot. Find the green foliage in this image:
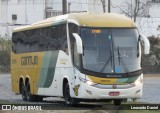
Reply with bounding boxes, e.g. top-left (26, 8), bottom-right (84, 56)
top-left (0, 36), bottom-right (11, 72)
top-left (142, 36), bottom-right (160, 73)
top-left (148, 36), bottom-right (160, 46)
